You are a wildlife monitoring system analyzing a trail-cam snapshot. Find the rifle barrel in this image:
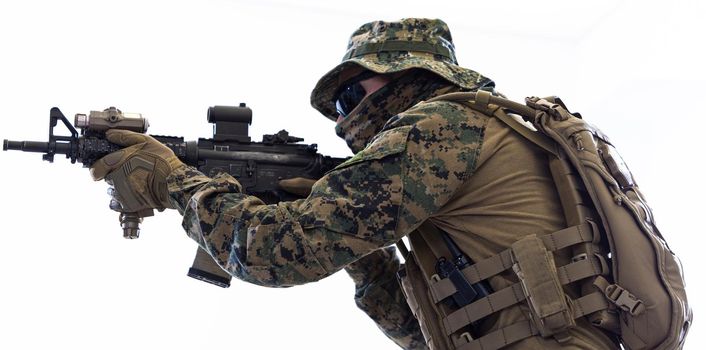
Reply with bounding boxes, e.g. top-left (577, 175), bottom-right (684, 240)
top-left (4, 140), bottom-right (50, 153)
top-left (3, 139), bottom-right (75, 156)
